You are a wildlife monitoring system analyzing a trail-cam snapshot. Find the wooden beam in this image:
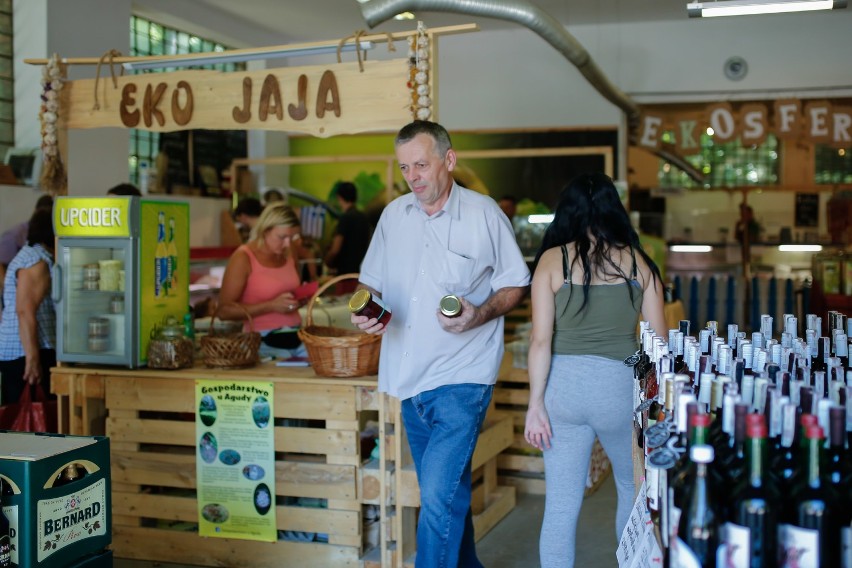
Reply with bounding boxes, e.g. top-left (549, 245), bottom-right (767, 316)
top-left (24, 24), bottom-right (479, 66)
